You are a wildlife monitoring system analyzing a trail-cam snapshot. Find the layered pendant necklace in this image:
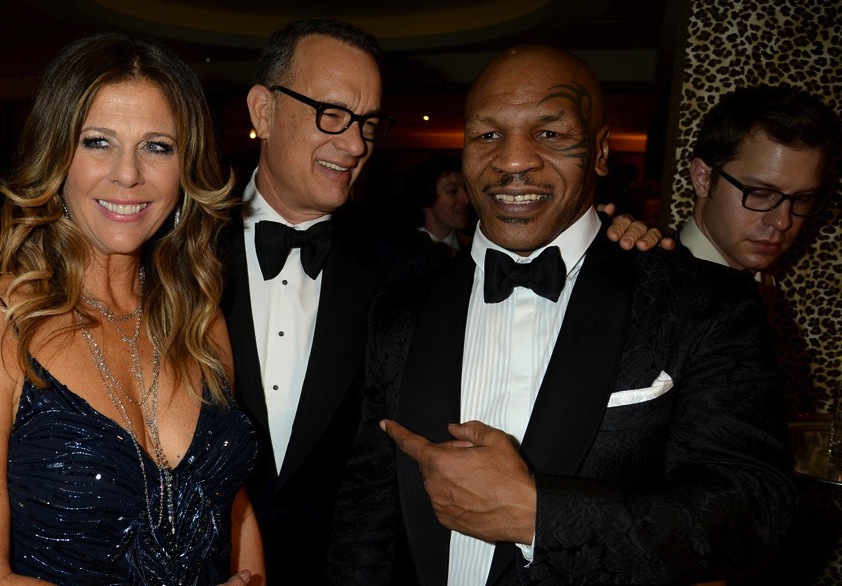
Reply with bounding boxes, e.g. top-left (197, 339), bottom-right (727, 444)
top-left (76, 268), bottom-right (176, 534)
